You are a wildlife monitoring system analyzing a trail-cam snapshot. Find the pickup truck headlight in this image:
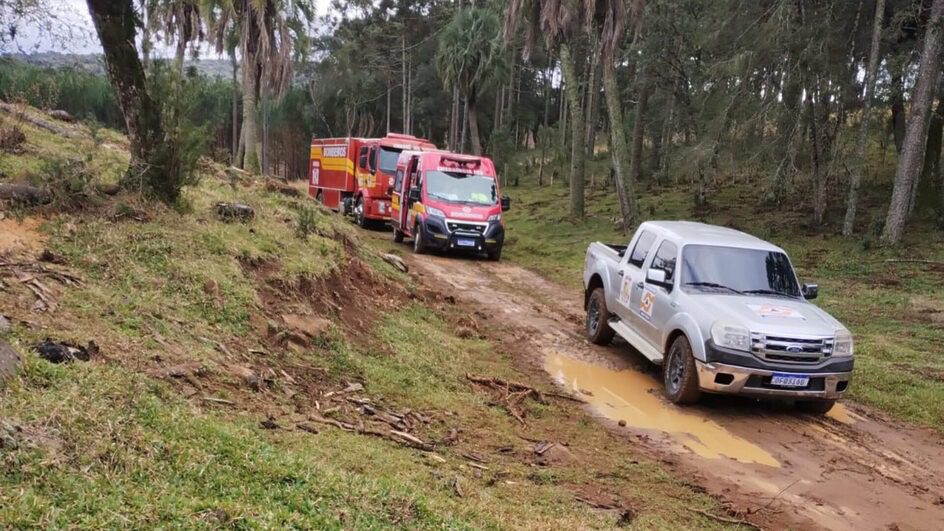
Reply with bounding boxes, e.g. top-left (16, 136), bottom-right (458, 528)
top-left (833, 329), bottom-right (854, 357)
top-left (711, 322), bottom-right (751, 352)
top-left (425, 206), bottom-right (445, 218)
top-left (488, 214), bottom-right (501, 222)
